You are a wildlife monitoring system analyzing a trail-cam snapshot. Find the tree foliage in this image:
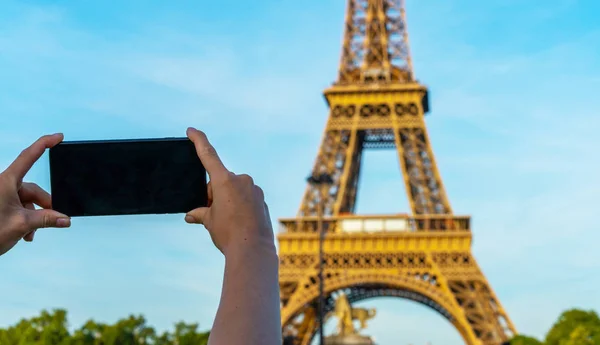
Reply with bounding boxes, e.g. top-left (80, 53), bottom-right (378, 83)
top-left (0, 310), bottom-right (209, 345)
top-left (510, 335), bottom-right (543, 345)
top-left (4, 307), bottom-right (600, 345)
top-left (511, 308), bottom-right (600, 345)
top-left (545, 309), bottom-right (600, 345)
